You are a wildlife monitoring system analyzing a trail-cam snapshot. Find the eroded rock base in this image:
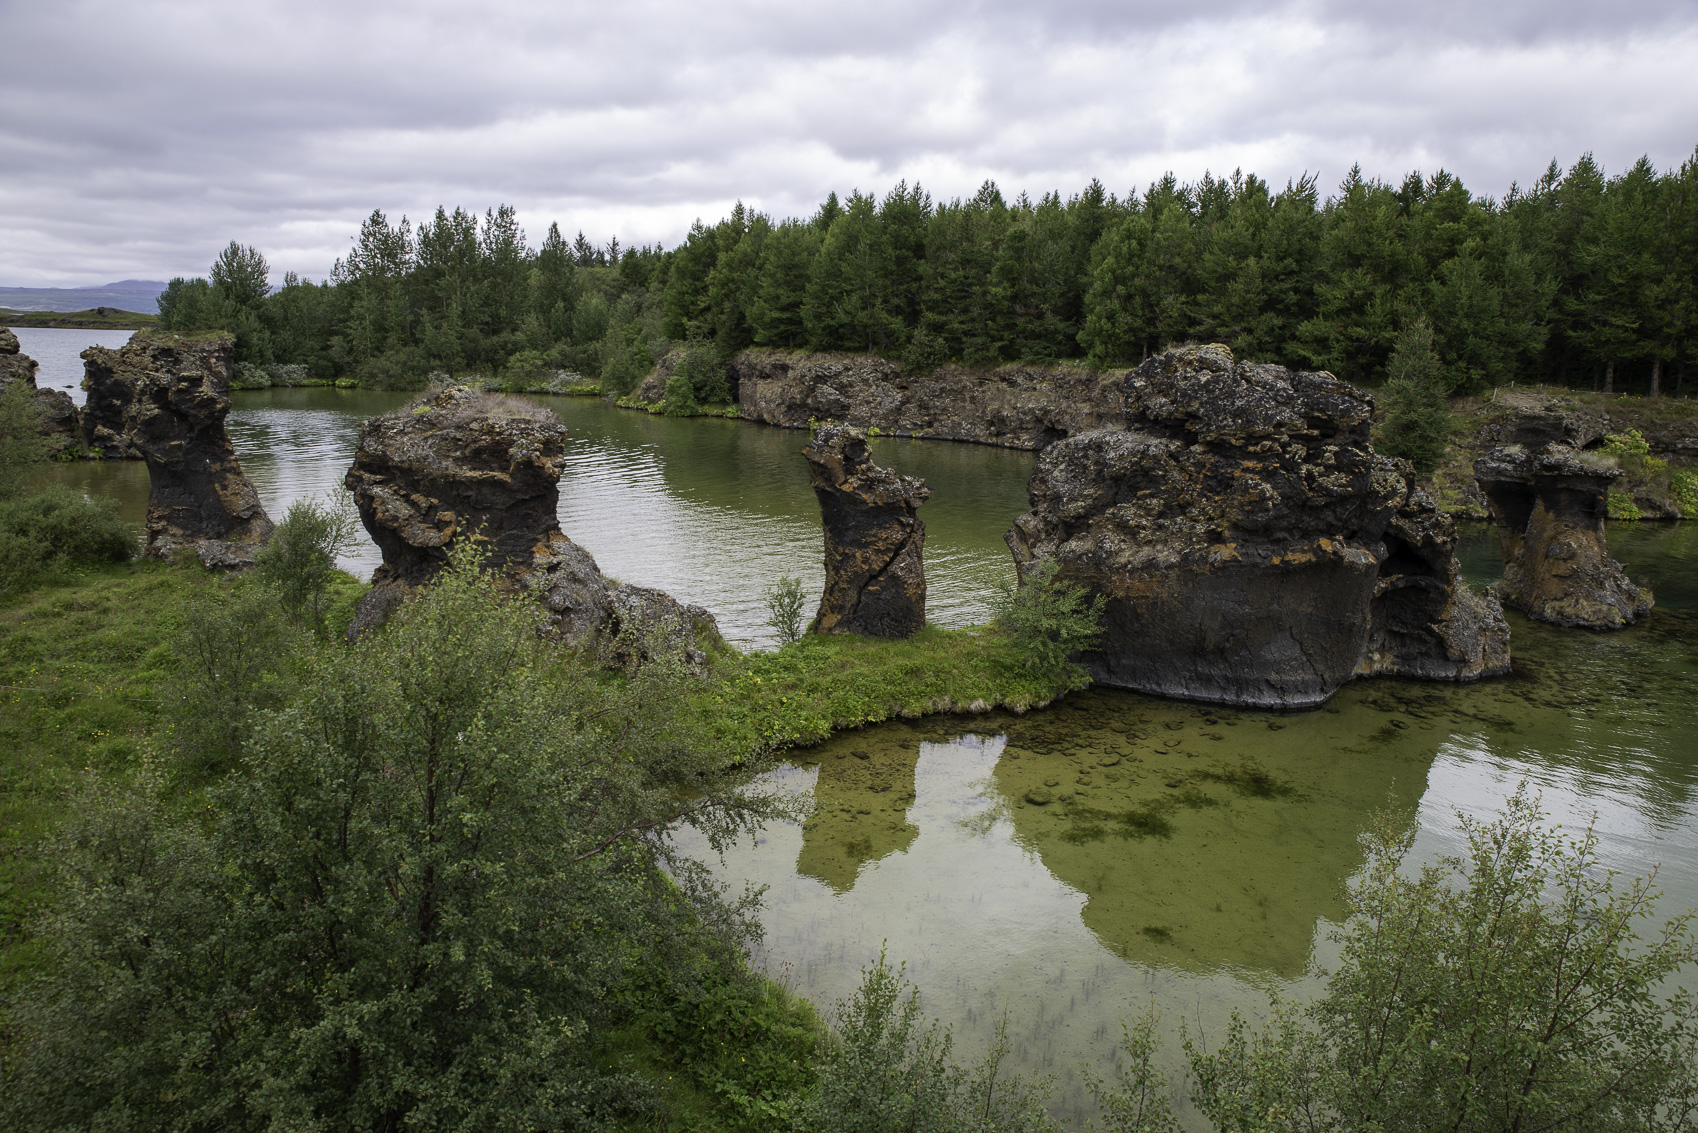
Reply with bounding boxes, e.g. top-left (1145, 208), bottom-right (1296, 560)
top-left (1474, 410), bottom-right (1652, 629)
